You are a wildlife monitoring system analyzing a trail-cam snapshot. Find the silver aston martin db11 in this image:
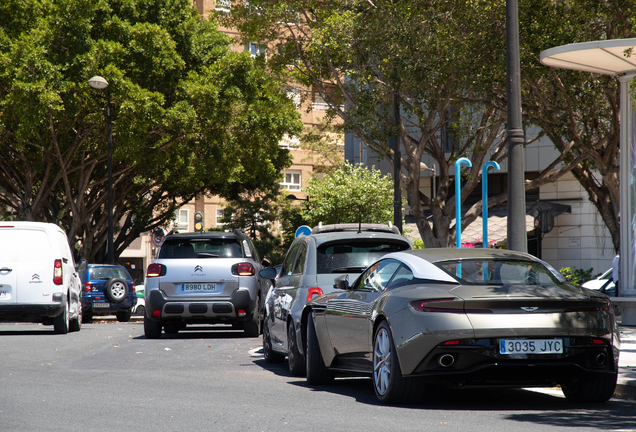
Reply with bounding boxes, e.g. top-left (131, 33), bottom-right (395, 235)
top-left (301, 248), bottom-right (619, 404)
